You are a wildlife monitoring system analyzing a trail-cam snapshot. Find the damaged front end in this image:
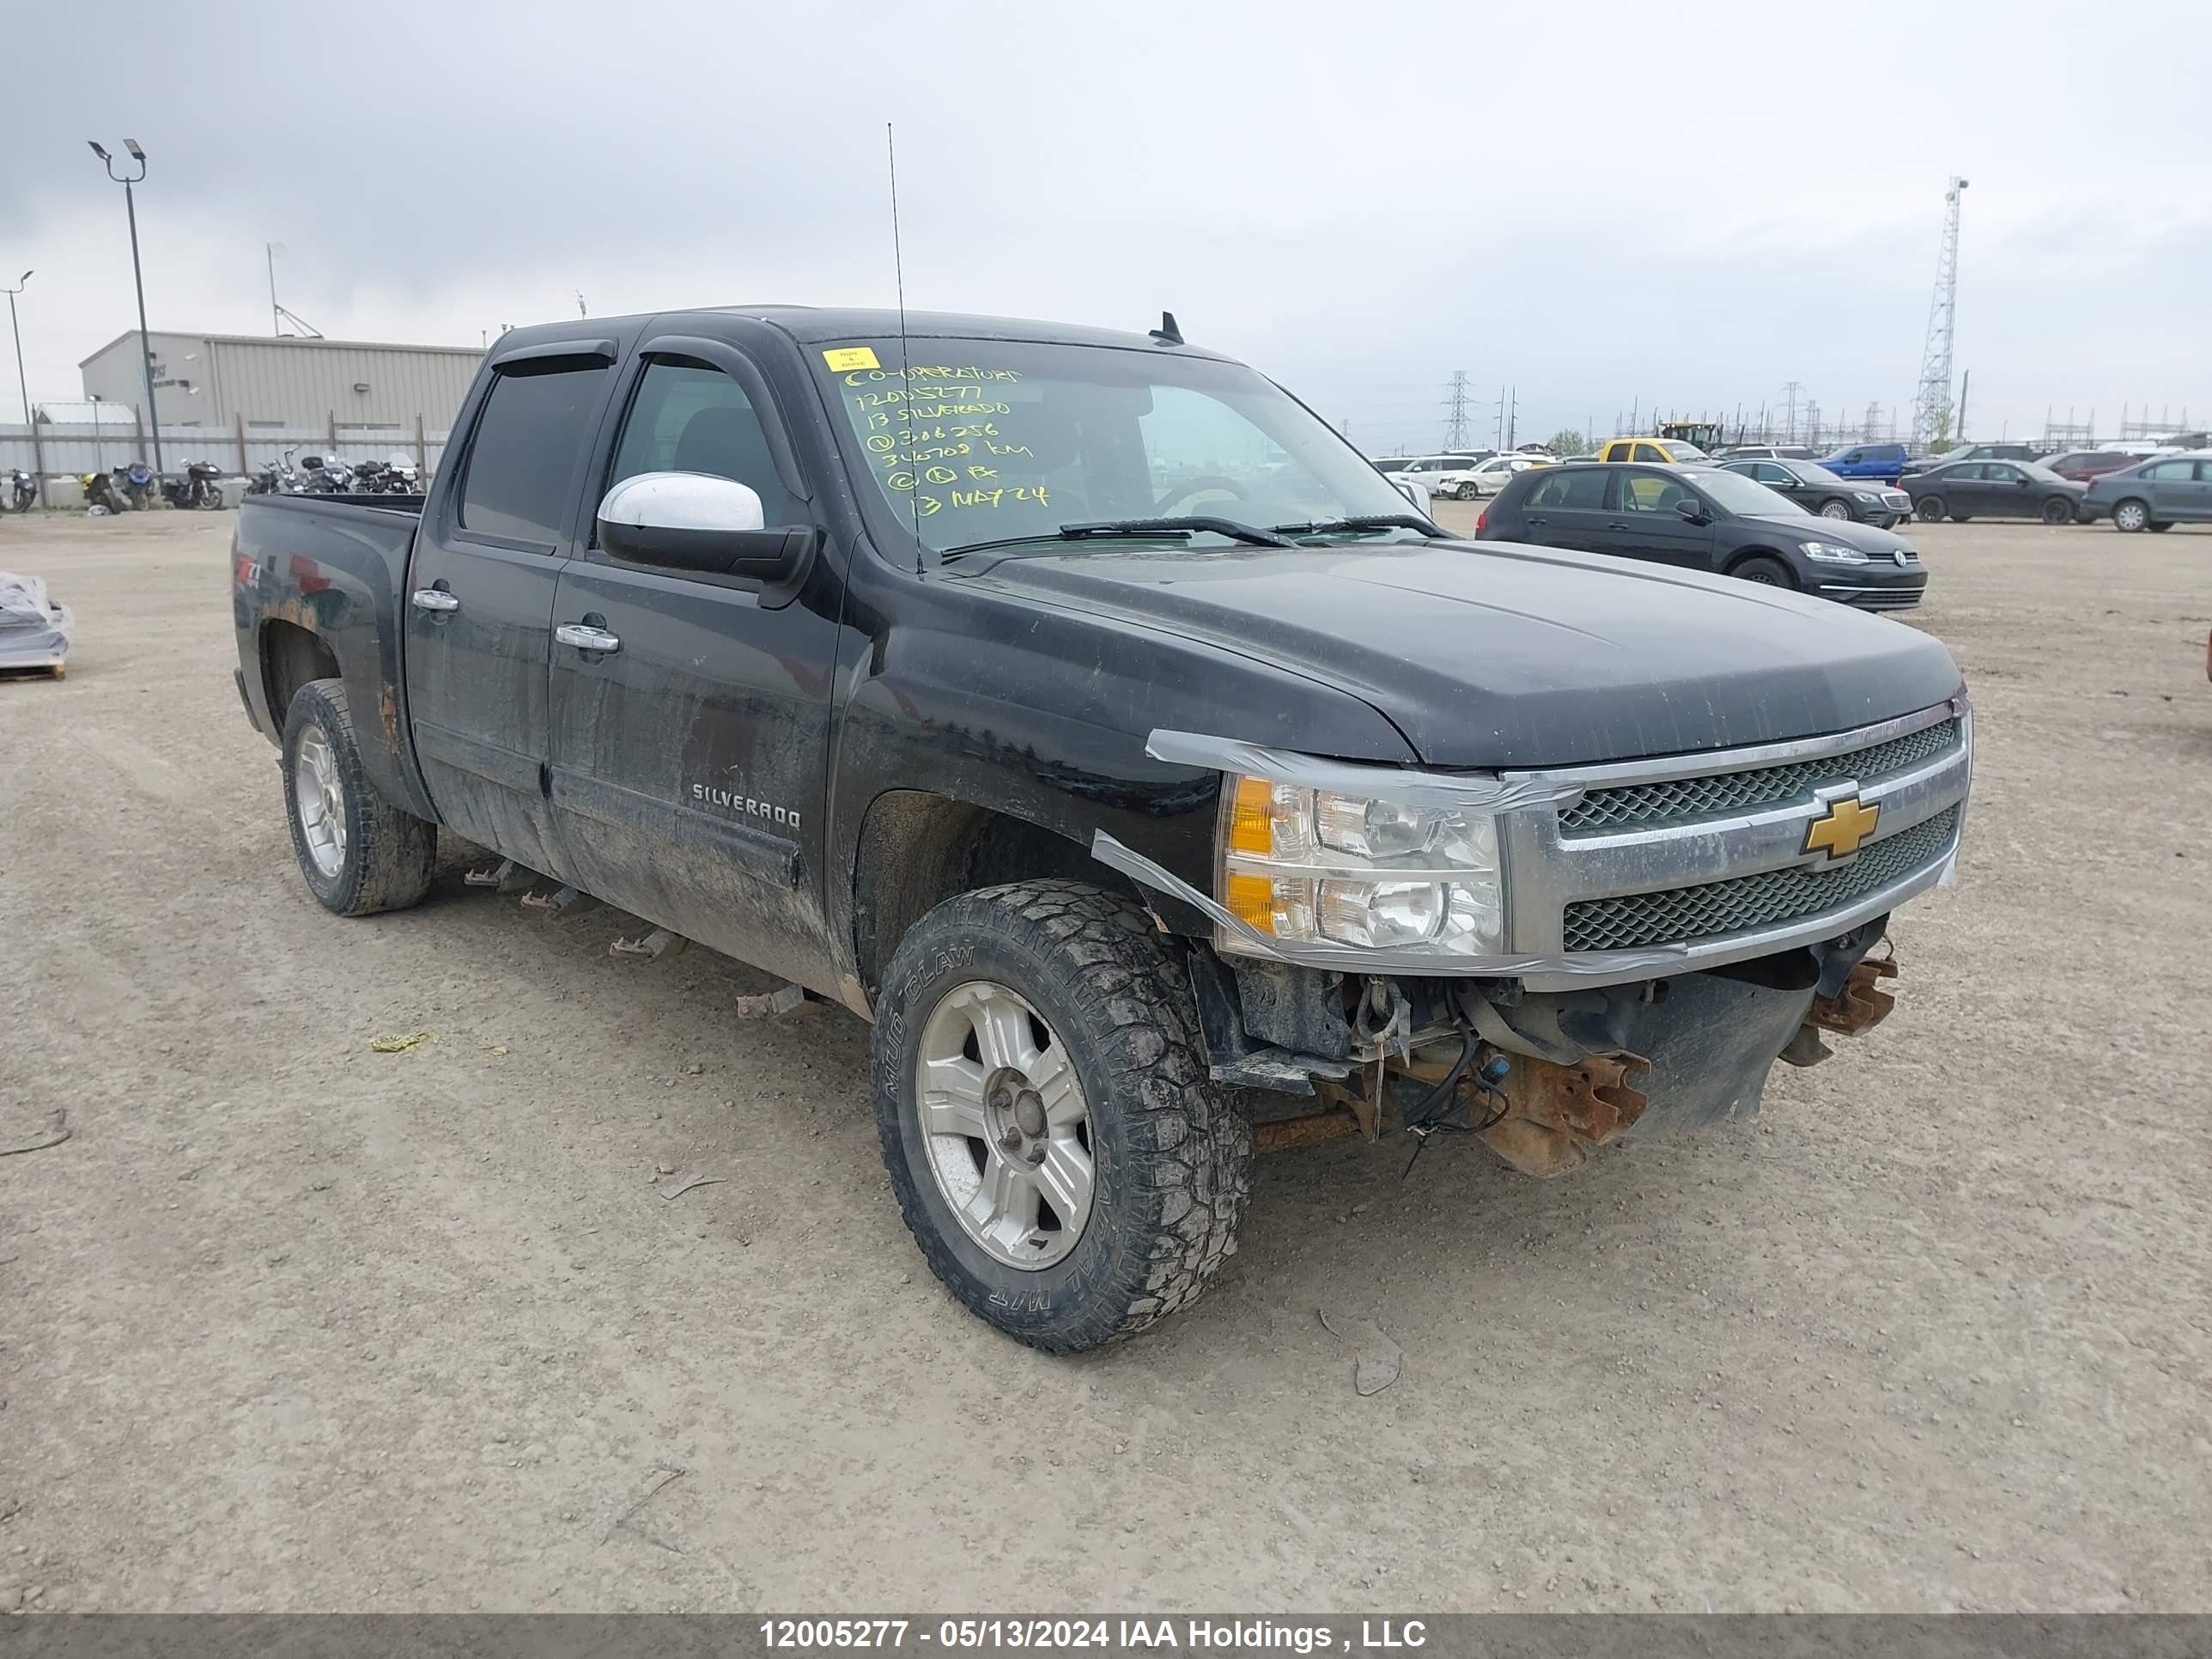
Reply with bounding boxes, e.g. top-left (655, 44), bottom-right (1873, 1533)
top-left (1102, 700), bottom-right (1966, 1178)
top-left (1193, 919), bottom-right (1900, 1177)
